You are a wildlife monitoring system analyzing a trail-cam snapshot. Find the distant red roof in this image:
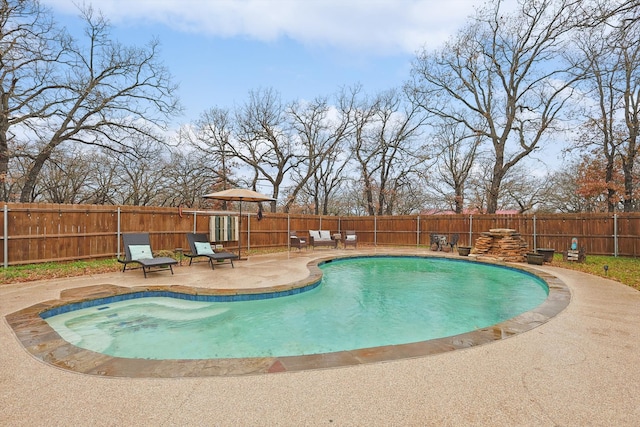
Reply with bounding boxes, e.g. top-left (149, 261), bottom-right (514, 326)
top-left (420, 209), bottom-right (520, 215)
